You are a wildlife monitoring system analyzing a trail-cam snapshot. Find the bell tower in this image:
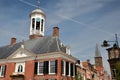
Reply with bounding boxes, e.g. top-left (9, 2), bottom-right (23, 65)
top-left (94, 43), bottom-right (103, 68)
top-left (29, 0), bottom-right (46, 39)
